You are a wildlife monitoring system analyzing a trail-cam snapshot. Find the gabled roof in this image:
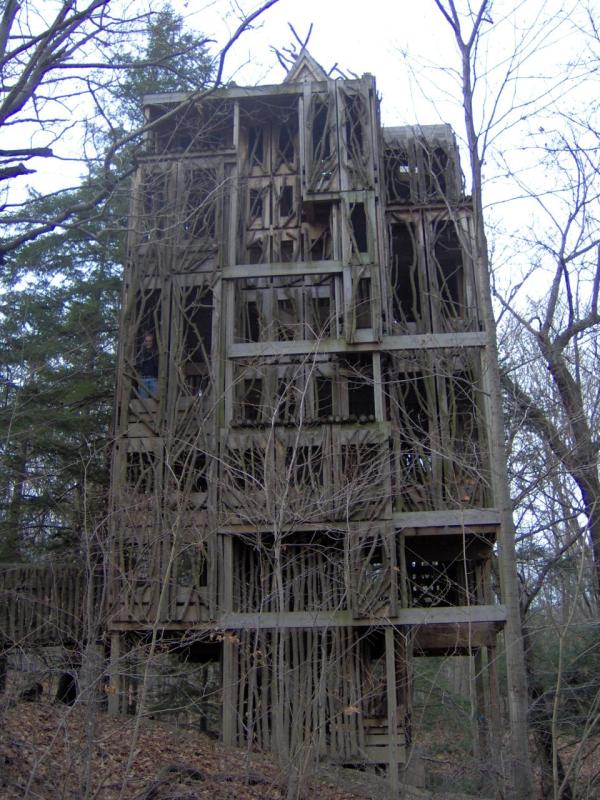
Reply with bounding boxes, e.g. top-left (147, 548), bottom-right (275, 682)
top-left (283, 49), bottom-right (328, 83)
